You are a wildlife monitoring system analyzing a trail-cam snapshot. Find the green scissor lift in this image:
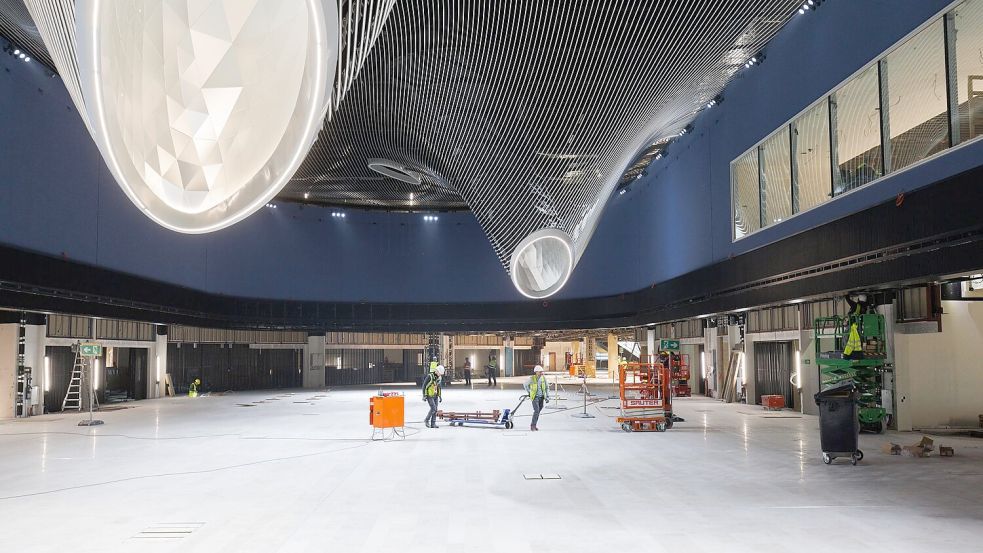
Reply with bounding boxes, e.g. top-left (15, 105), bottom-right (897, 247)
top-left (814, 314), bottom-right (889, 433)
